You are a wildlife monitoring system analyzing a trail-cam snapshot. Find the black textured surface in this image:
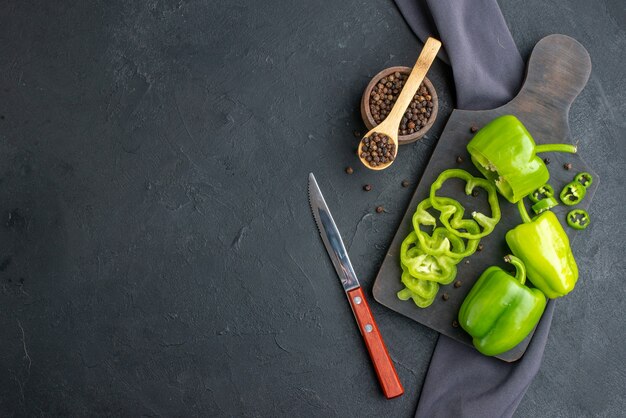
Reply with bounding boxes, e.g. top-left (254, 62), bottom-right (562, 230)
top-left (0, 0), bottom-right (624, 416)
